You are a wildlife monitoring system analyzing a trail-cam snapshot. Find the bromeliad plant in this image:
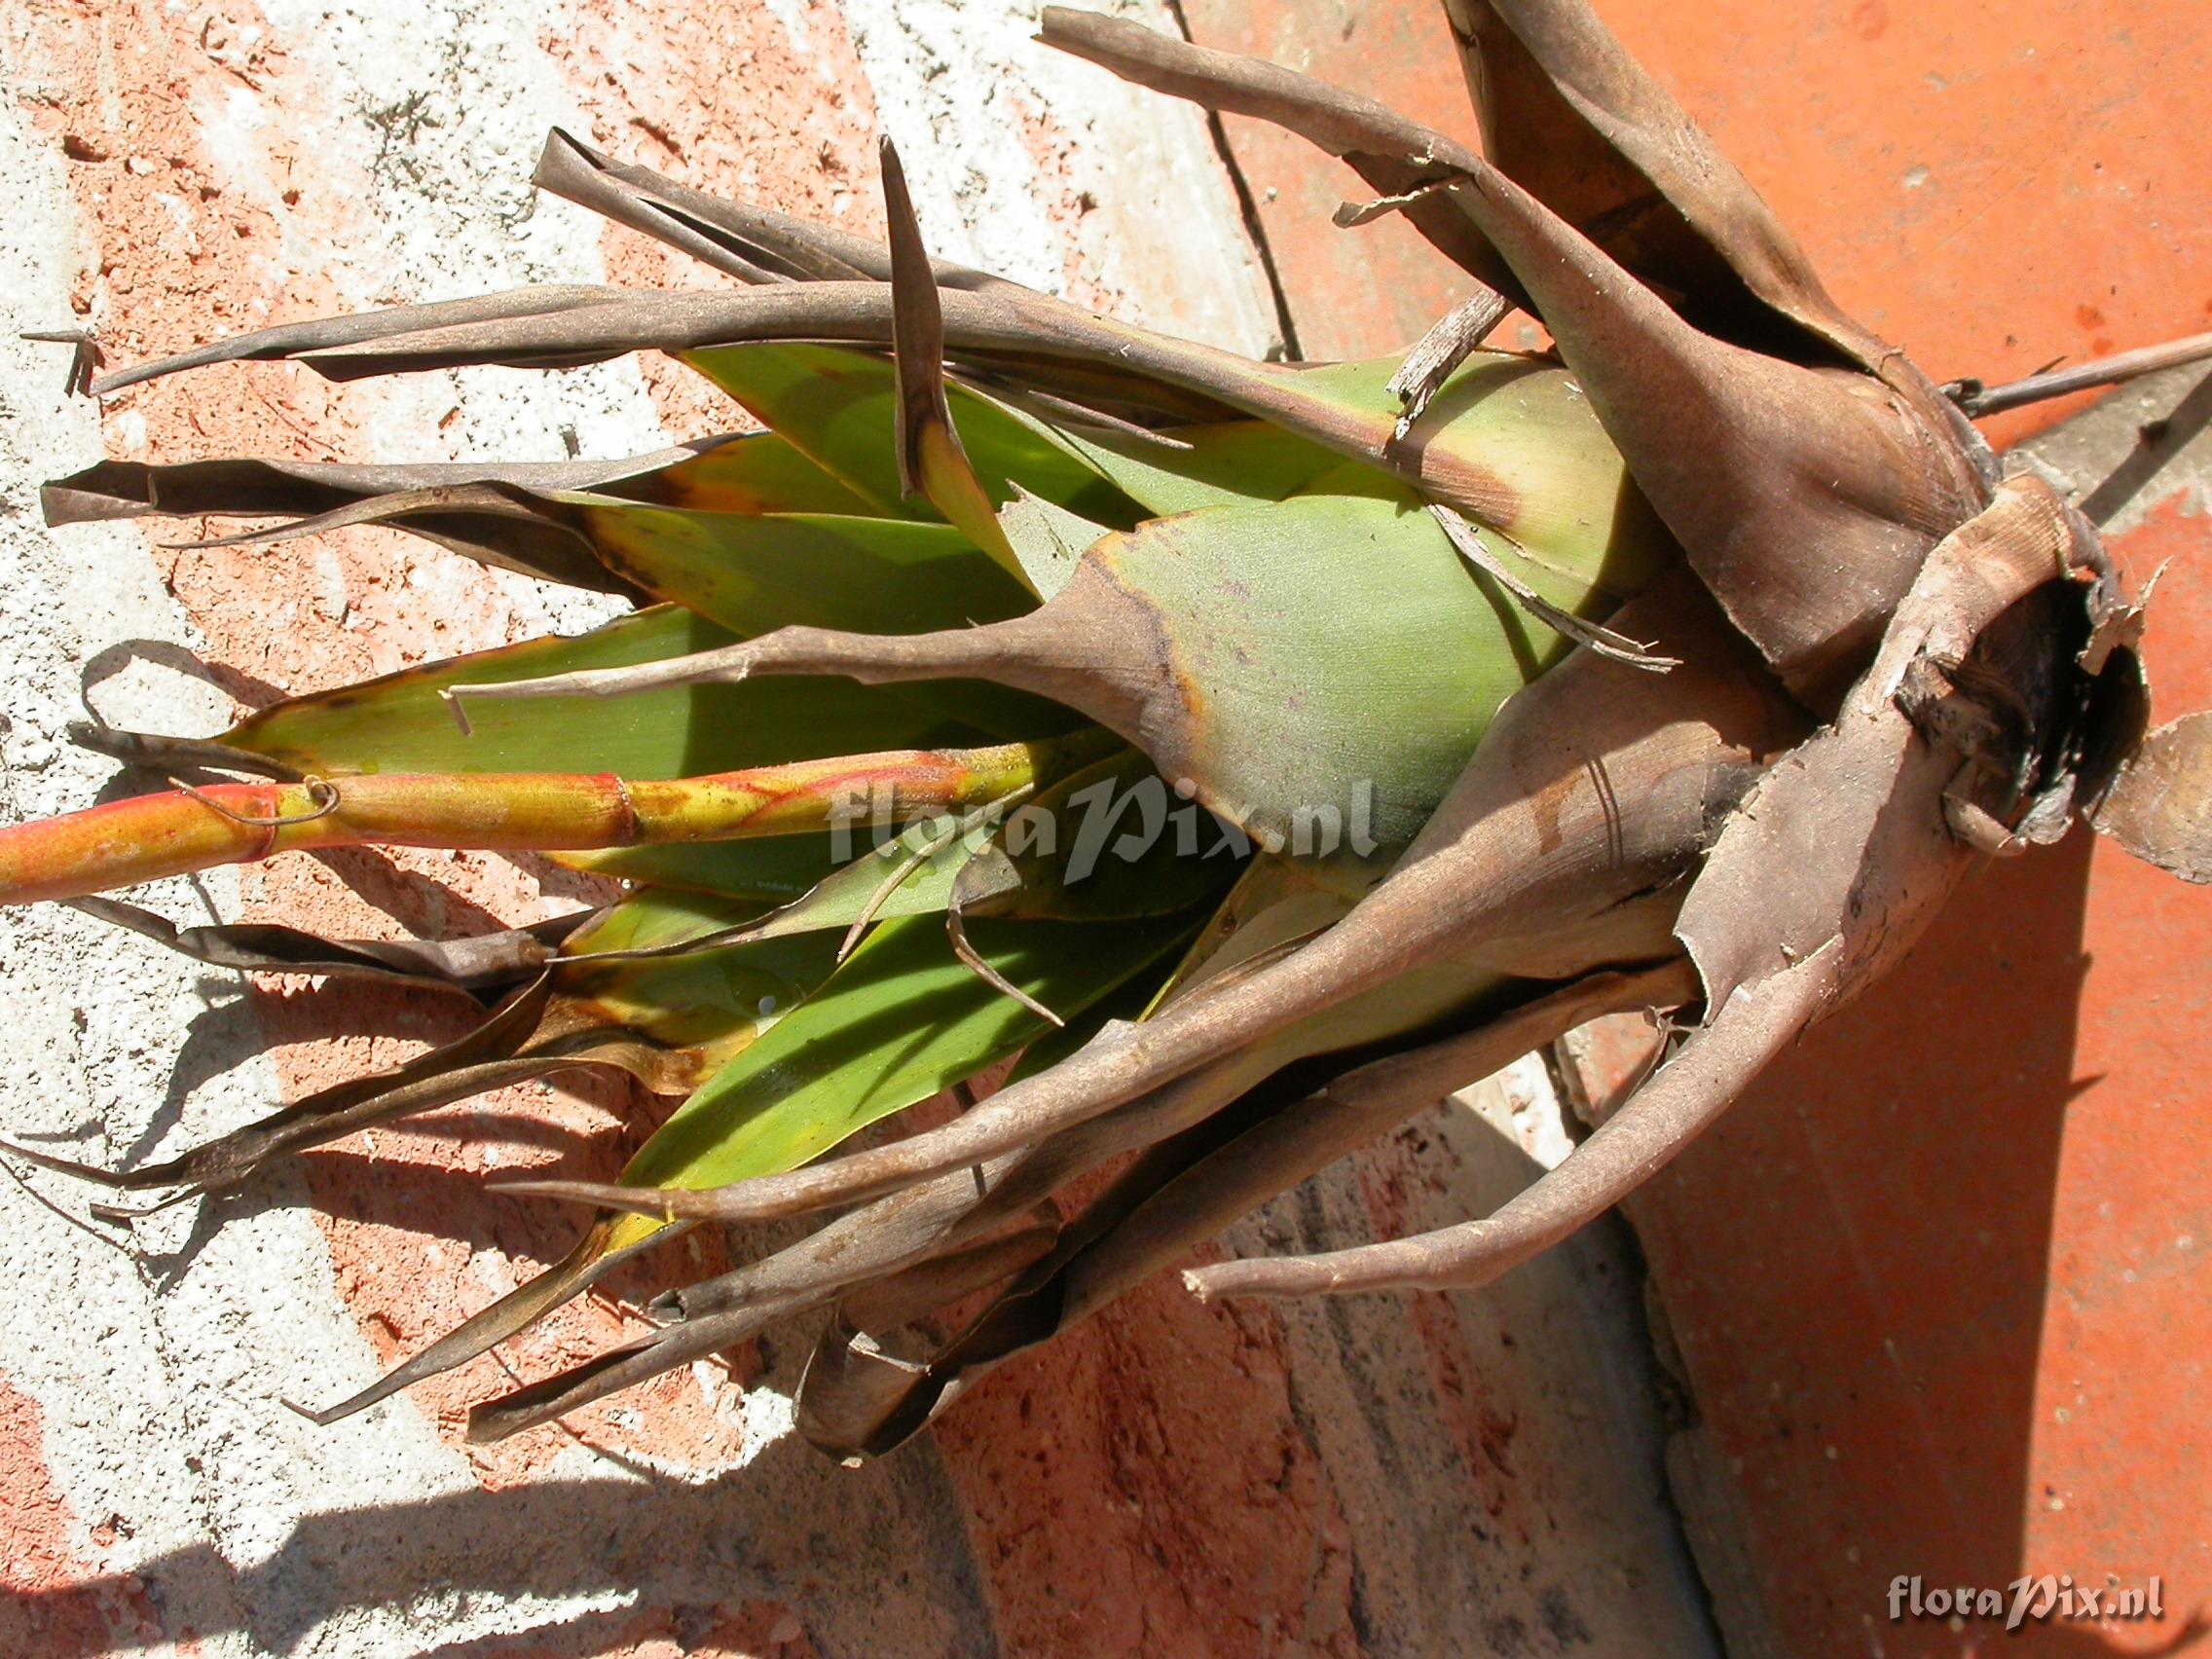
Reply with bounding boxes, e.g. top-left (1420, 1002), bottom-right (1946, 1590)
top-left (7, 2), bottom-right (2208, 1455)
